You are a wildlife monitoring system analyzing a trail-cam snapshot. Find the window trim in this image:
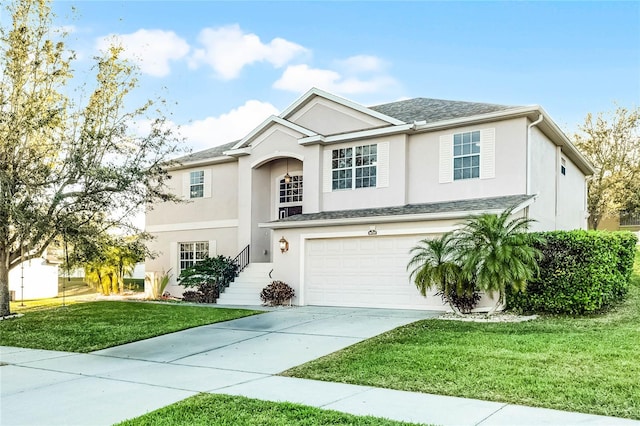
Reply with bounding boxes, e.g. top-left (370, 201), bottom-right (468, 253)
top-left (278, 173), bottom-right (303, 206)
top-left (331, 144), bottom-right (378, 190)
top-left (452, 130), bottom-right (481, 181)
top-left (189, 170), bottom-right (205, 199)
top-left (178, 241), bottom-right (209, 272)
